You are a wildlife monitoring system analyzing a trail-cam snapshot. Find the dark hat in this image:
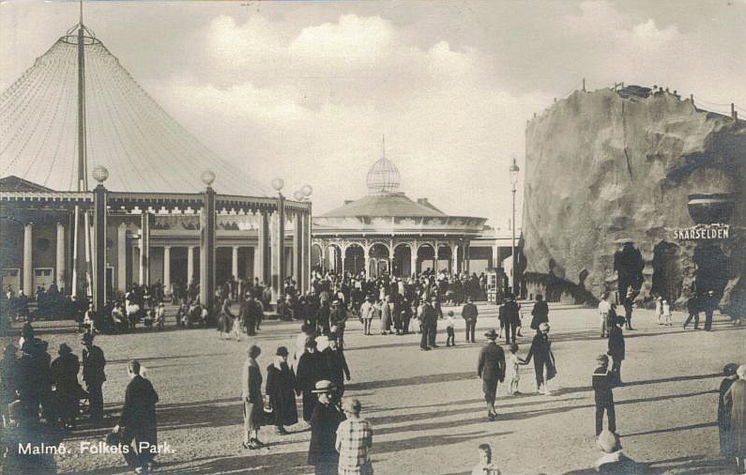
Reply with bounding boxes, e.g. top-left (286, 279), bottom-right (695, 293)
top-left (484, 329), bottom-right (498, 340)
top-left (509, 343), bottom-right (519, 353)
top-left (58, 343), bottom-right (72, 355)
top-left (276, 346), bottom-right (289, 357)
top-left (724, 363), bottom-right (739, 376)
top-left (597, 354), bottom-right (609, 363)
